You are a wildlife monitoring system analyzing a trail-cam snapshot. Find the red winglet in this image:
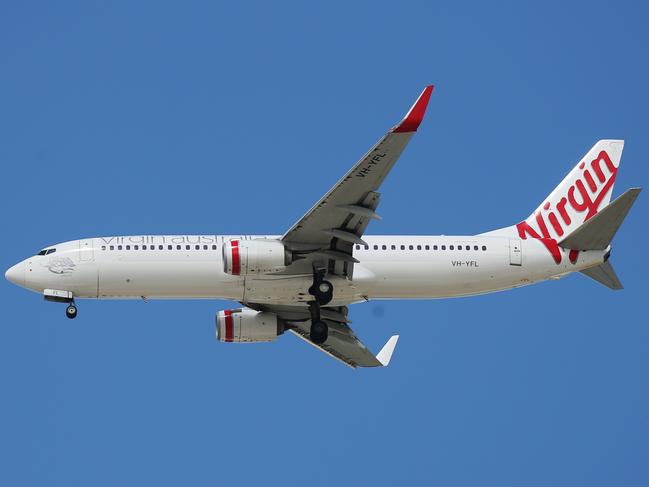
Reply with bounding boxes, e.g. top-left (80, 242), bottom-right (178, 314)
top-left (392, 85), bottom-right (434, 133)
